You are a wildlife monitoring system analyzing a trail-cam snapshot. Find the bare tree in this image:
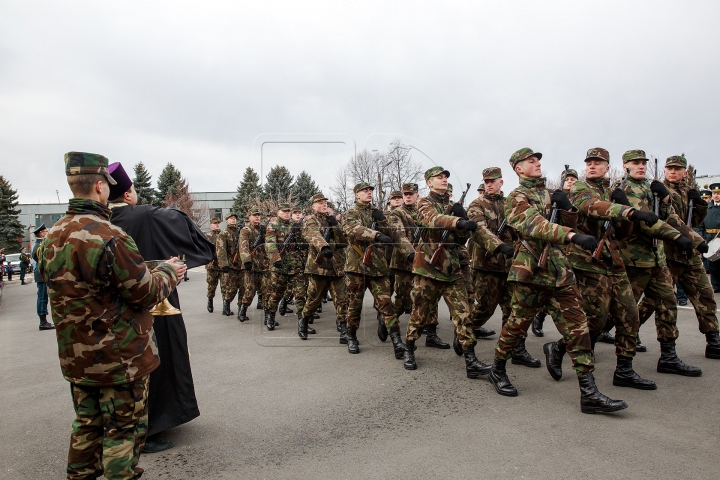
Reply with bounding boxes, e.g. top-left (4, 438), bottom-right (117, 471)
top-left (329, 166), bottom-right (353, 213)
